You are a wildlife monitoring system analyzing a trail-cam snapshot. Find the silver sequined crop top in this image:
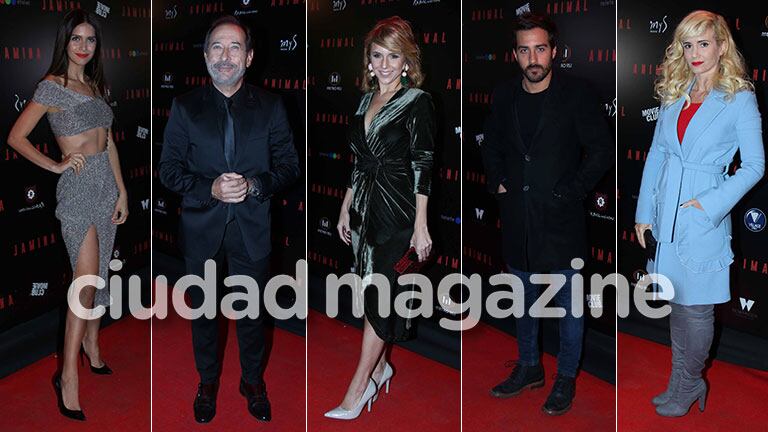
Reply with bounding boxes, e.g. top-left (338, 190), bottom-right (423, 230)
top-left (32, 79), bottom-right (113, 137)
